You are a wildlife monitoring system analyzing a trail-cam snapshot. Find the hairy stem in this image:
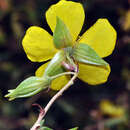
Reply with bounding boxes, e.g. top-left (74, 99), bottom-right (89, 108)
top-left (44, 72), bottom-right (78, 115)
top-left (30, 72), bottom-right (78, 130)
